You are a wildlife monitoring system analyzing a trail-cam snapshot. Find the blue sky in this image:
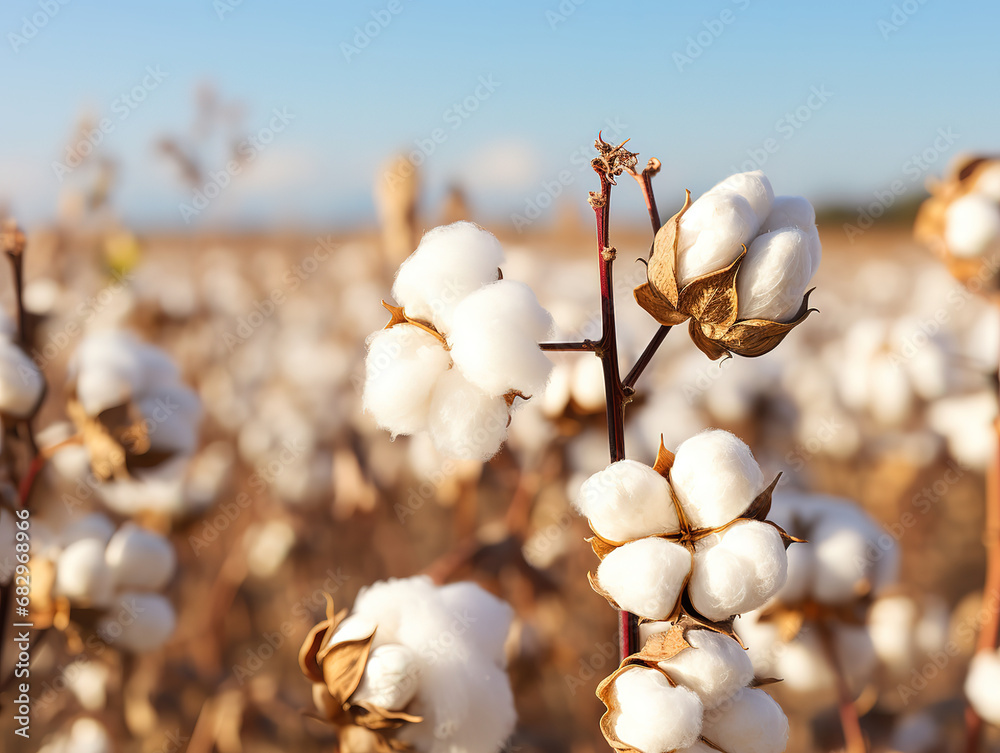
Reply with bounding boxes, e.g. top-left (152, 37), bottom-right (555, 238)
top-left (0, 0), bottom-right (997, 231)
